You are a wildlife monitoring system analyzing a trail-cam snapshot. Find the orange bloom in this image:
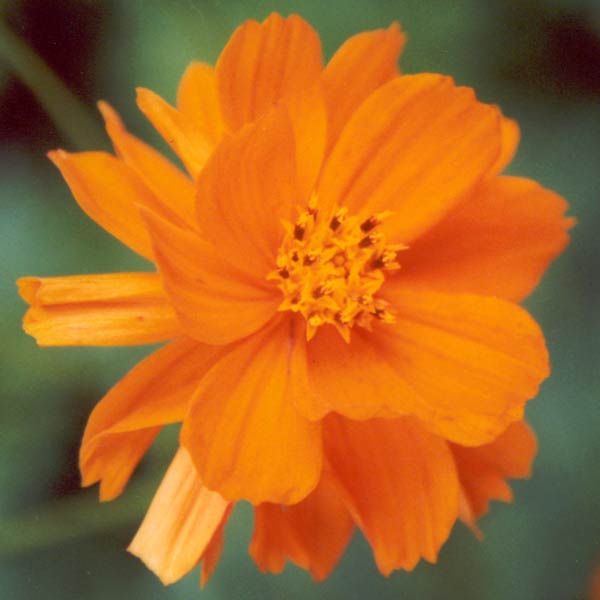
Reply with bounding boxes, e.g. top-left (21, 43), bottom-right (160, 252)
top-left (18, 14), bottom-right (573, 585)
